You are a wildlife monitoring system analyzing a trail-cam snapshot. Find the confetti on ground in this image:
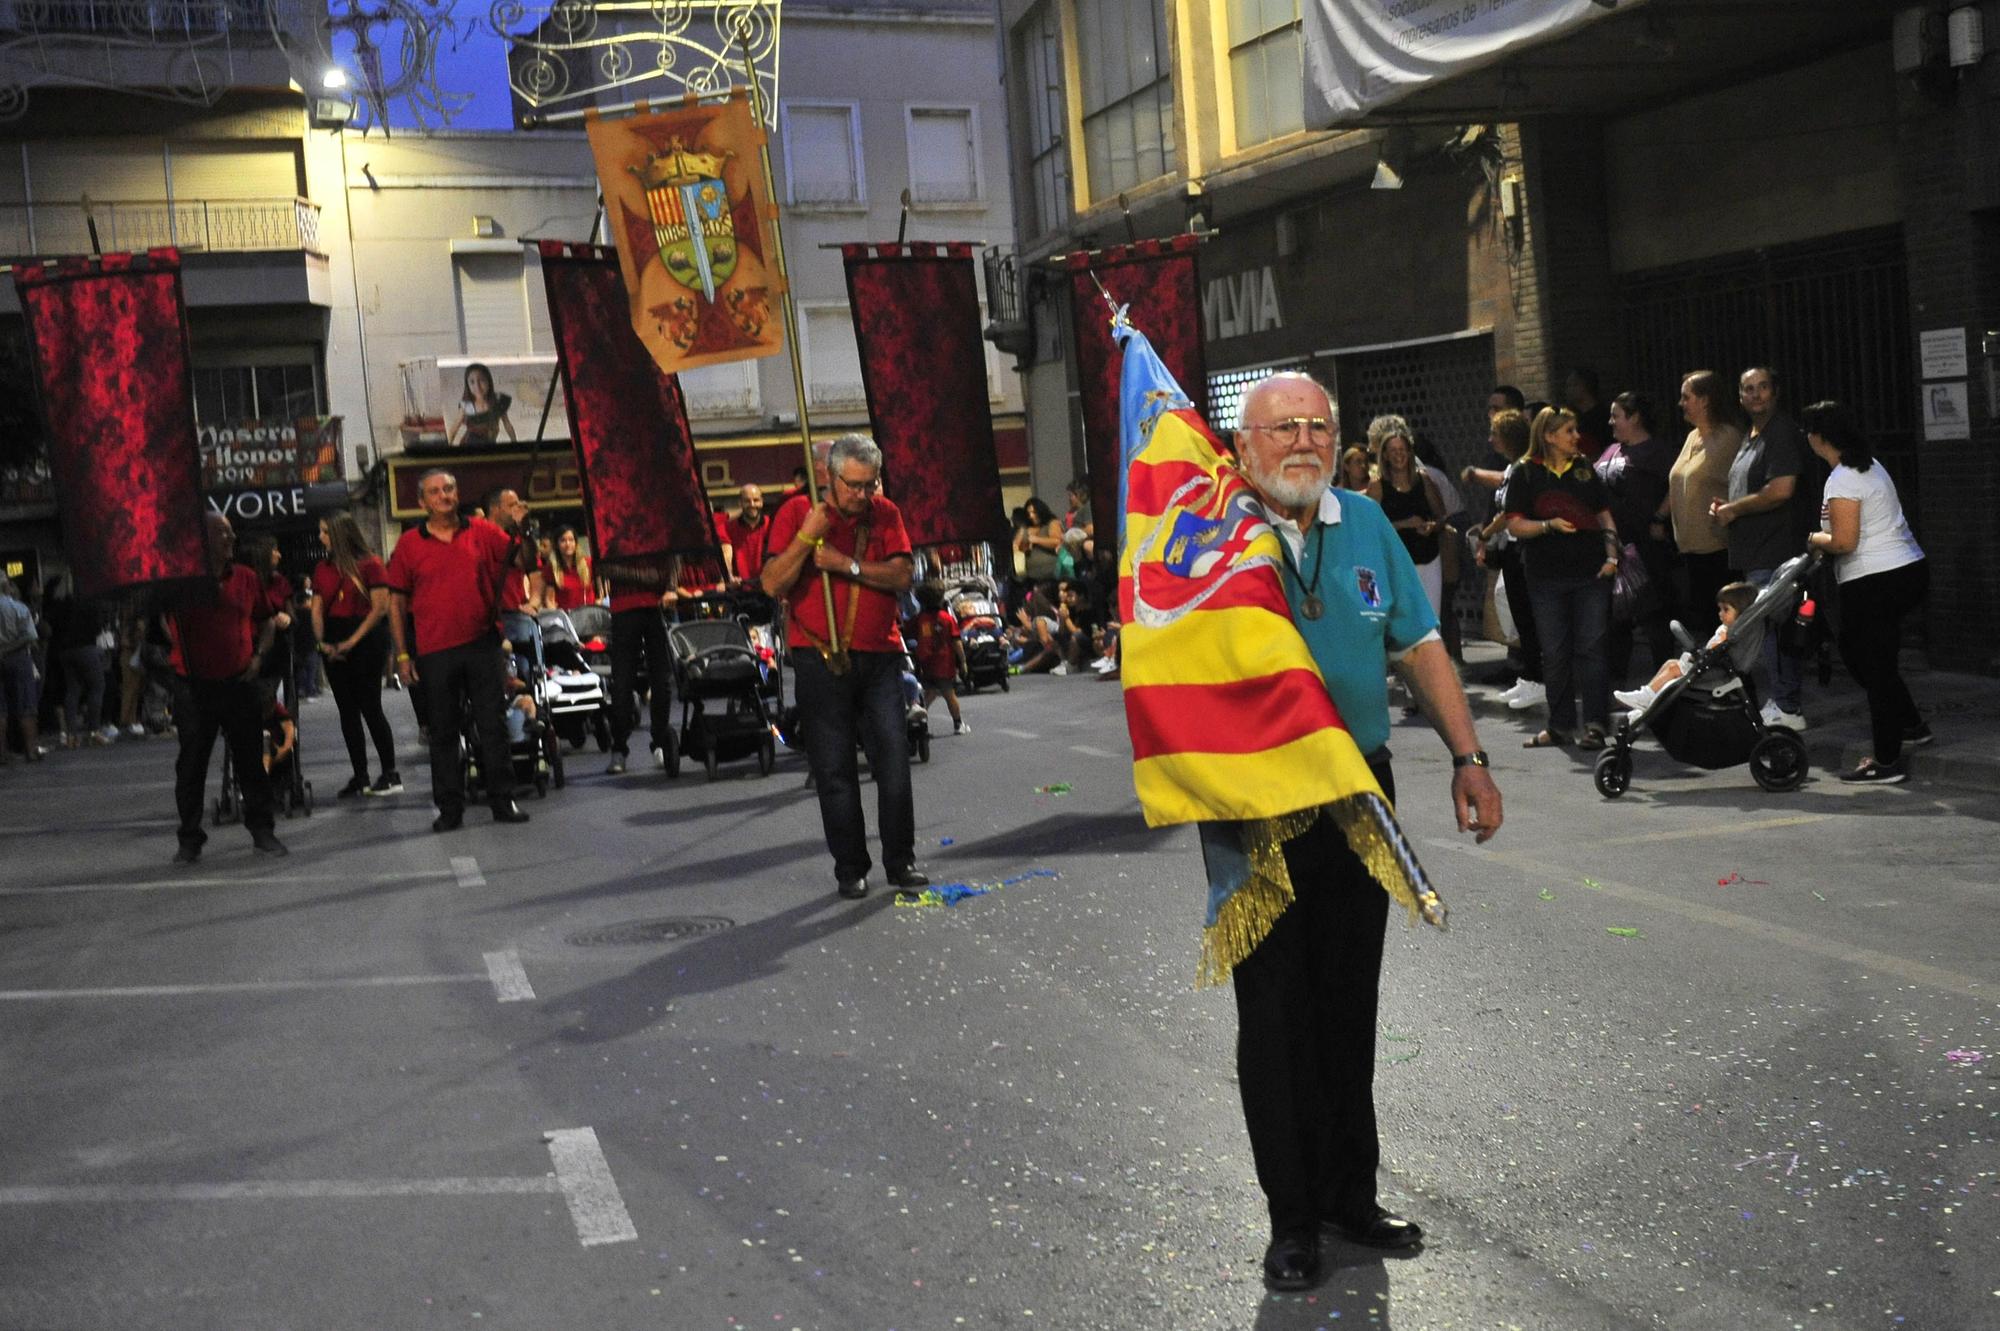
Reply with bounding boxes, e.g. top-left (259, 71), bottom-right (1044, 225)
top-left (1945, 1049), bottom-right (1986, 1065)
top-left (1538, 888), bottom-right (1556, 901)
top-left (1033, 782), bottom-right (1073, 796)
top-left (1811, 890), bottom-right (1828, 902)
top-left (1717, 872), bottom-right (1771, 886)
top-left (1379, 1027), bottom-right (1422, 1065)
top-left (939, 837), bottom-right (954, 846)
top-left (1581, 878), bottom-right (1603, 889)
top-left (1606, 927), bottom-right (1643, 938)
top-left (895, 868), bottom-right (1061, 909)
